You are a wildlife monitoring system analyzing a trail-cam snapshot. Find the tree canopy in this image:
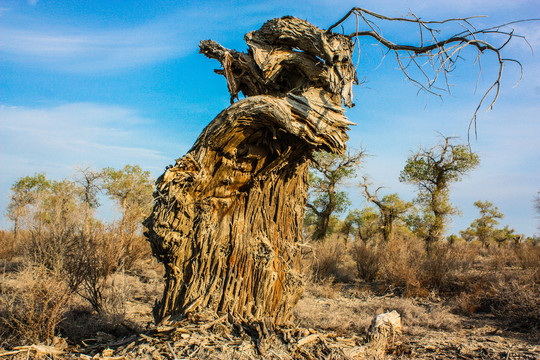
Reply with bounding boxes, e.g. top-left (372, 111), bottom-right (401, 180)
top-left (102, 165), bottom-right (153, 235)
top-left (306, 150), bottom-right (364, 240)
top-left (400, 136), bottom-right (480, 247)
